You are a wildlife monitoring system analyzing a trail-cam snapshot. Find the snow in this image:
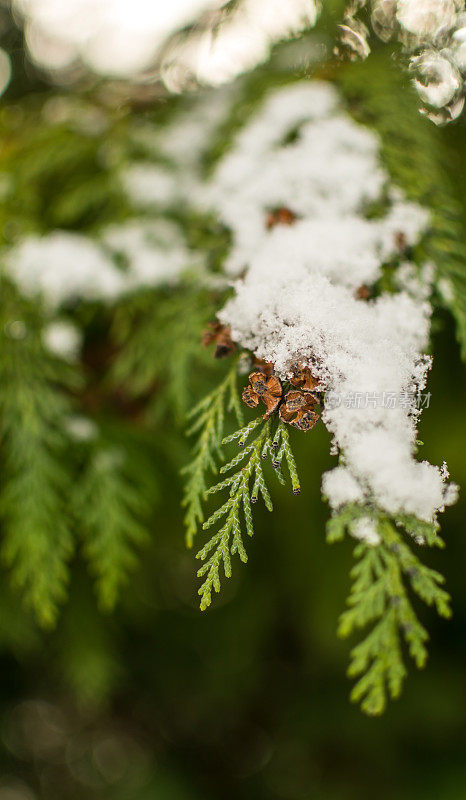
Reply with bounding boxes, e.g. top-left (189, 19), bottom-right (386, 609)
top-left (351, 516), bottom-right (382, 546)
top-left (4, 220), bottom-right (196, 308)
top-left (154, 85), bottom-right (238, 169)
top-left (122, 163), bottom-right (183, 208)
top-left (42, 319), bottom-right (82, 361)
top-left (213, 81), bottom-right (456, 523)
top-left (102, 219), bottom-right (197, 289)
top-left (322, 467), bottom-right (365, 507)
top-left (206, 82), bottom-right (391, 275)
top-left (5, 232), bottom-right (124, 308)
